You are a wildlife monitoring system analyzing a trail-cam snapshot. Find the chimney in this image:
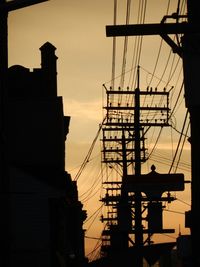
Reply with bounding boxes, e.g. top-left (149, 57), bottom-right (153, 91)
top-left (40, 42), bottom-right (58, 97)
